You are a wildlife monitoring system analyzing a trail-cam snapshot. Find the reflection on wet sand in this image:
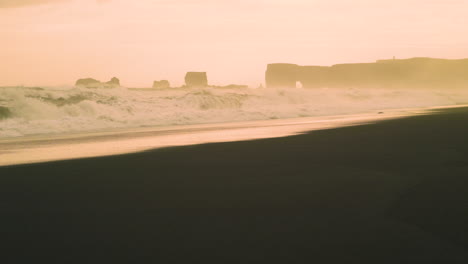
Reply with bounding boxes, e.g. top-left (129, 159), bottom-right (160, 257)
top-left (2, 105), bottom-right (460, 167)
